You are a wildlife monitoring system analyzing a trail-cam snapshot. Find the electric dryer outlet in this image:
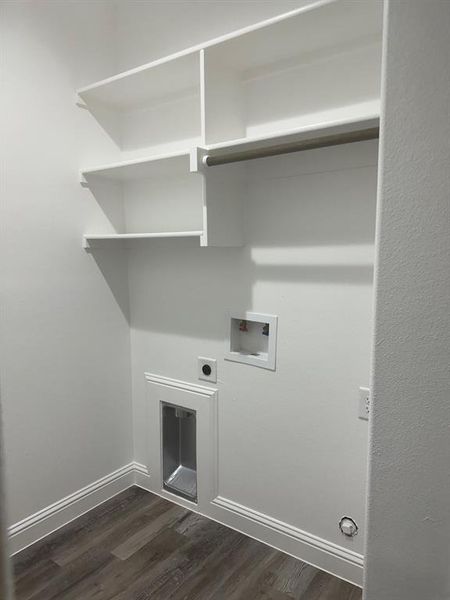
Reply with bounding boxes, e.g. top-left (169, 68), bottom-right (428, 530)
top-left (198, 357), bottom-right (217, 383)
